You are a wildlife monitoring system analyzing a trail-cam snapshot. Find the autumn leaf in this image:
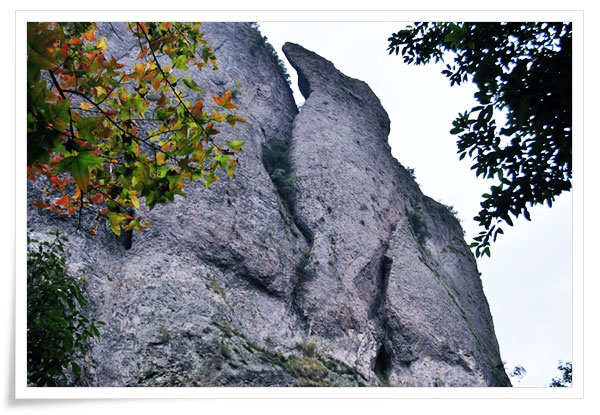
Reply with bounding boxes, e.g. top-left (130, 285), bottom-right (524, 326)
top-left (213, 90), bottom-right (237, 109)
top-left (60, 42), bottom-right (69, 58)
top-left (95, 86), bottom-right (107, 98)
top-left (191, 100), bottom-right (204, 117)
top-left (96, 36), bottom-right (108, 51)
top-left (211, 109), bottom-right (226, 122)
top-left (55, 194), bottom-right (70, 207)
top-left (130, 193), bottom-right (140, 209)
top-left (28, 22), bottom-right (246, 236)
top-left (225, 115), bottom-right (247, 128)
top-left (32, 200), bottom-right (49, 209)
top-left (82, 29), bottom-right (97, 41)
